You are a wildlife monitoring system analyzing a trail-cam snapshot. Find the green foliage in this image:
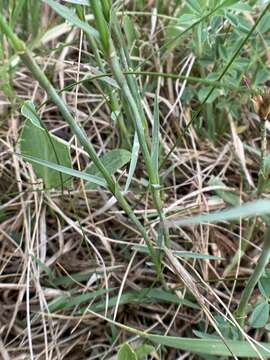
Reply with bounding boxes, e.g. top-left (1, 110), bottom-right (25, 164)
top-left (117, 343), bottom-right (137, 360)
top-left (167, 199), bottom-right (270, 227)
top-left (249, 301), bottom-right (270, 328)
top-left (20, 101), bottom-right (72, 189)
top-left (259, 271), bottom-right (270, 299)
top-left (43, 0), bottom-right (98, 39)
top-left (165, 0), bottom-right (270, 140)
top-left (85, 149), bottom-right (131, 189)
